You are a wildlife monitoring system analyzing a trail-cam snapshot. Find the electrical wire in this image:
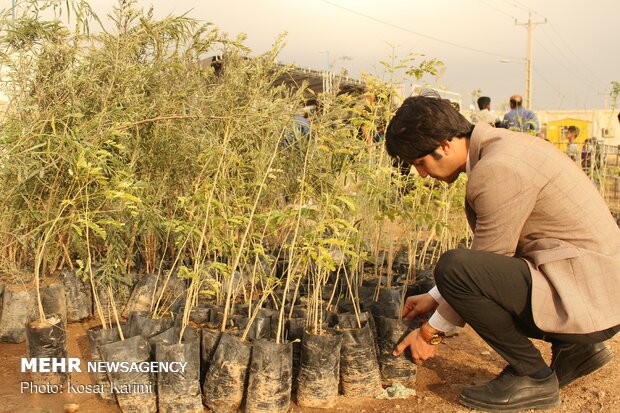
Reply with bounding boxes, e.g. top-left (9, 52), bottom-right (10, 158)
top-left (498, 0), bottom-right (525, 14)
top-left (316, 0), bottom-right (521, 60)
top-left (476, 0), bottom-right (518, 20)
top-left (510, 0), bottom-right (546, 19)
top-left (534, 36), bottom-right (594, 88)
top-left (547, 22), bottom-right (601, 84)
top-left (500, 0), bottom-right (601, 86)
top-left (532, 66), bottom-right (563, 96)
top-left (497, 0), bottom-right (605, 103)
